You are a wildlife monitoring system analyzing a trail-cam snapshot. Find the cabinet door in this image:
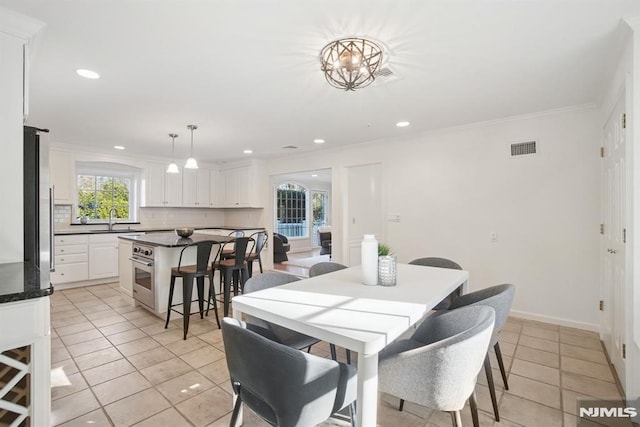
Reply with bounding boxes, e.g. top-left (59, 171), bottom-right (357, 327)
top-left (144, 162), bottom-right (166, 207)
top-left (182, 168), bottom-right (198, 207)
top-left (118, 240), bottom-right (133, 295)
top-left (225, 166), bottom-right (250, 207)
top-left (209, 169), bottom-right (220, 207)
top-left (165, 170), bottom-right (183, 206)
top-left (196, 169), bottom-right (210, 207)
top-left (50, 151), bottom-right (74, 204)
top-left (89, 244), bottom-right (119, 279)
